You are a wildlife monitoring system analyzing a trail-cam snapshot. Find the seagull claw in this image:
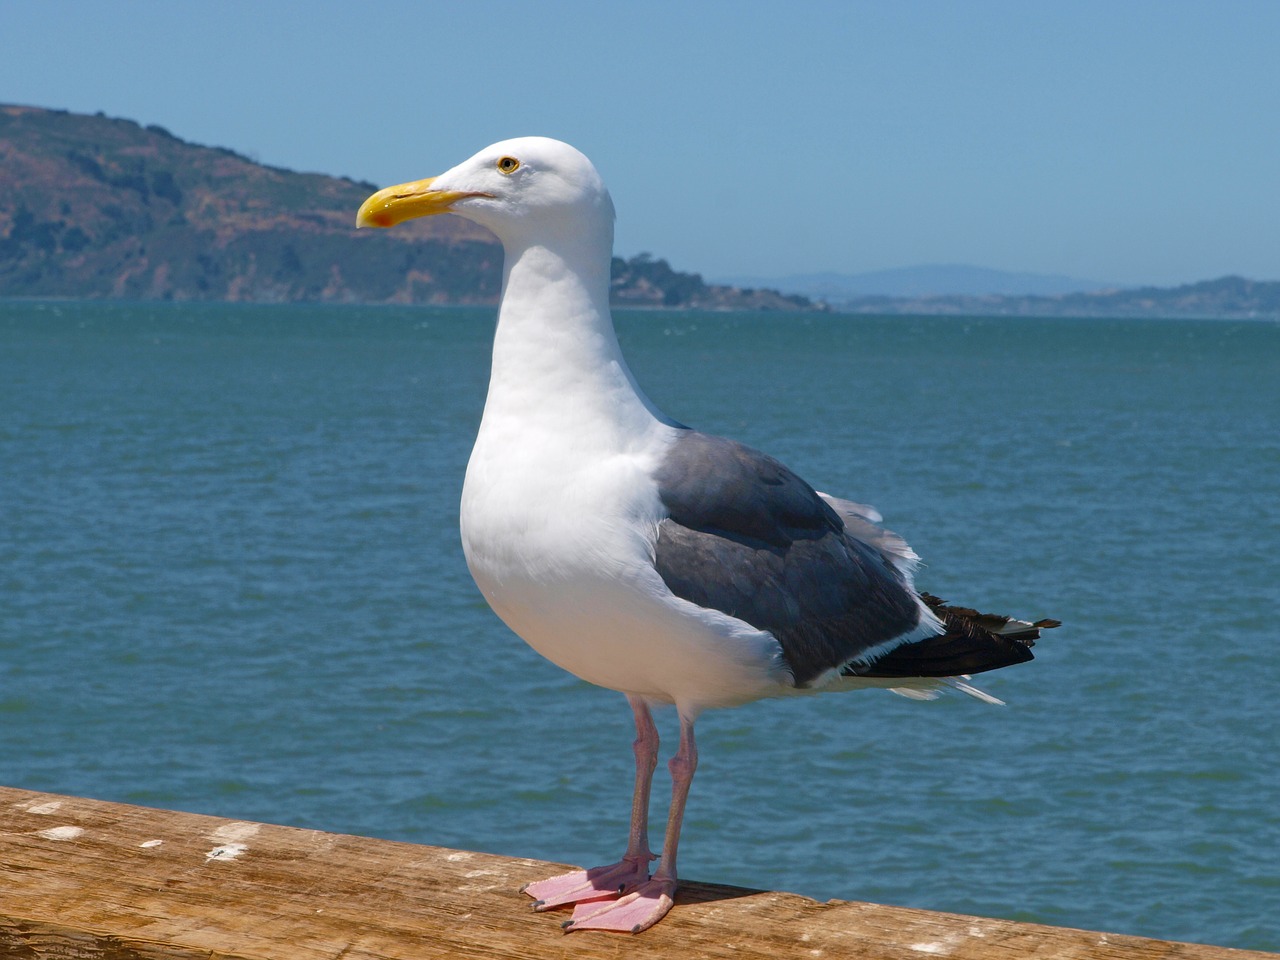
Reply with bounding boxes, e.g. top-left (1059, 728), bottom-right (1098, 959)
top-left (522, 857), bottom-right (651, 911)
top-left (562, 878), bottom-right (677, 934)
